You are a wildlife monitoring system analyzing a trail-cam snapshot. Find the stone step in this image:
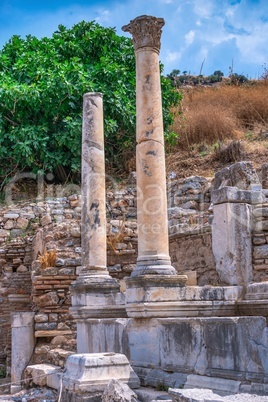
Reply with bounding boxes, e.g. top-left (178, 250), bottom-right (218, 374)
top-left (169, 388), bottom-right (268, 402)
